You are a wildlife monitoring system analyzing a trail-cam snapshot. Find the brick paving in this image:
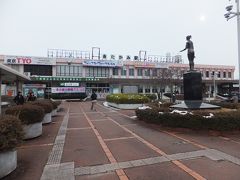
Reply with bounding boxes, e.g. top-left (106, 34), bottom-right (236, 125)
top-left (3, 101), bottom-right (240, 180)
